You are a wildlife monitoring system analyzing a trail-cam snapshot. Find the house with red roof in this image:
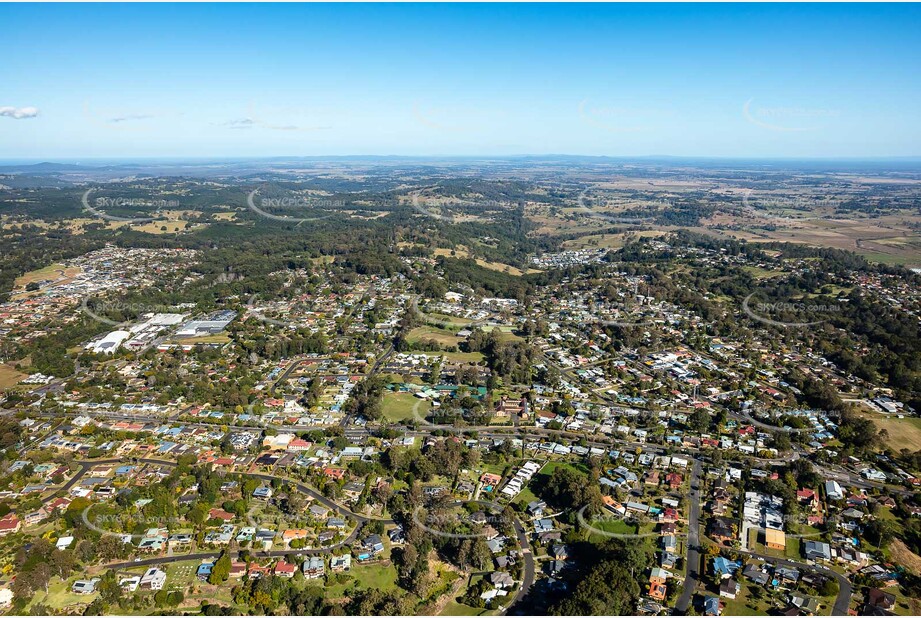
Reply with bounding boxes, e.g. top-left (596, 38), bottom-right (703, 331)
top-left (665, 473), bottom-right (683, 490)
top-left (797, 489), bottom-right (819, 511)
top-left (0, 513), bottom-right (21, 537)
top-left (46, 497), bottom-right (72, 513)
top-left (659, 507), bottom-right (680, 523)
top-left (274, 560), bottom-right (296, 578)
top-left (229, 562), bottom-right (247, 578)
top-left (208, 508), bottom-right (235, 522)
top-left (480, 472), bottom-right (502, 486)
top-left (287, 438), bottom-right (312, 452)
